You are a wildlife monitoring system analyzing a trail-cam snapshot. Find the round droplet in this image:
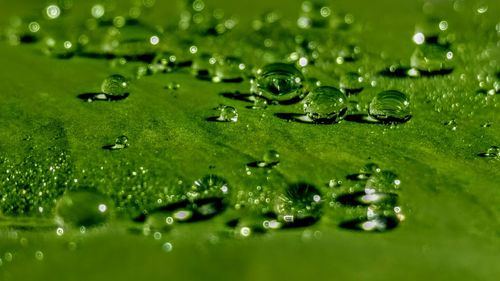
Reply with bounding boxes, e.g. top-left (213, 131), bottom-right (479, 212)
top-left (254, 63), bottom-right (306, 103)
top-left (213, 56), bottom-right (245, 83)
top-left (111, 135), bottom-right (129, 150)
top-left (336, 191), bottom-right (398, 207)
top-left (101, 74), bottom-right (129, 97)
top-left (340, 215), bottom-right (399, 232)
top-left (339, 72), bottom-right (365, 93)
top-left (191, 174), bottom-right (230, 199)
top-left (410, 44), bottom-right (454, 73)
top-left (365, 171), bottom-right (401, 194)
top-left (275, 183), bottom-right (322, 227)
top-left (303, 86), bottom-right (348, 123)
top-left (479, 146), bottom-right (500, 158)
top-left (55, 190), bottom-right (113, 227)
top-left (368, 90), bottom-right (411, 123)
top-left (217, 105), bottom-right (238, 122)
